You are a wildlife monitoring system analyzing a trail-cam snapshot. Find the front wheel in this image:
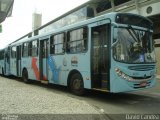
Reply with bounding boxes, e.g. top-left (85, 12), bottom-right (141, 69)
top-left (70, 73), bottom-right (85, 96)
